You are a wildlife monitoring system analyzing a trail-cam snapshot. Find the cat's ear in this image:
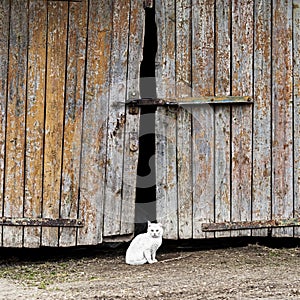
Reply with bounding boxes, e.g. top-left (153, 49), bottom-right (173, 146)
top-left (147, 220), bottom-right (151, 227)
top-left (157, 223), bottom-right (163, 228)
